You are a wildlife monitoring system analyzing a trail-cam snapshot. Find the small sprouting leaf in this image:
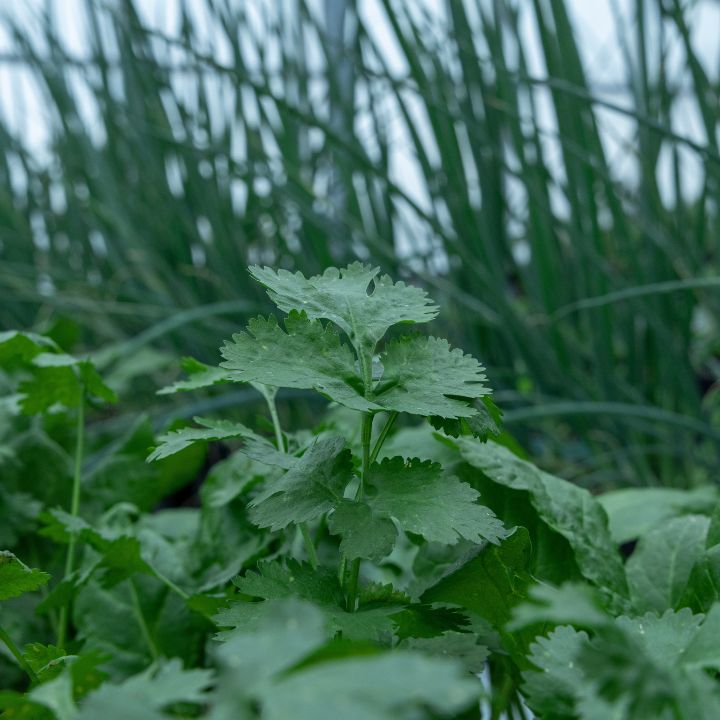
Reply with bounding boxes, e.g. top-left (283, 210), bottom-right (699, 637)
top-left (249, 435), bottom-right (353, 530)
top-left (365, 457), bottom-right (506, 546)
top-left (158, 357), bottom-right (232, 395)
top-left (375, 336), bottom-right (490, 419)
top-left (220, 312), bottom-right (378, 412)
top-left (249, 263), bottom-right (439, 354)
top-left (0, 332), bottom-right (116, 413)
top-left (0, 551), bottom-right (50, 601)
